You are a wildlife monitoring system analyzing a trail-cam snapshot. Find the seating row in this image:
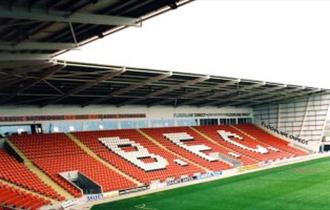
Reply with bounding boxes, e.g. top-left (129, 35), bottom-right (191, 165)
top-left (10, 134), bottom-right (137, 197)
top-left (0, 182), bottom-right (50, 210)
top-left (0, 150), bottom-right (64, 201)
